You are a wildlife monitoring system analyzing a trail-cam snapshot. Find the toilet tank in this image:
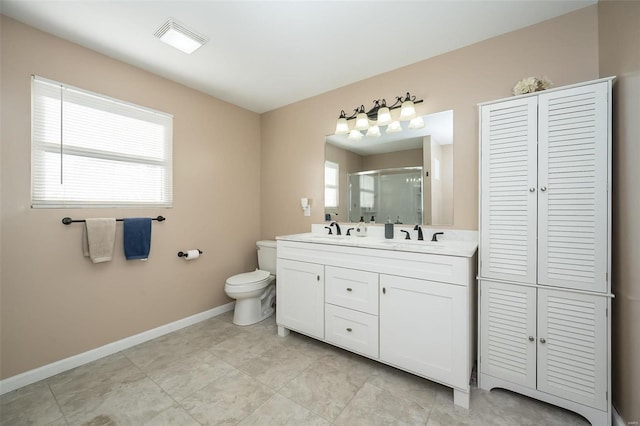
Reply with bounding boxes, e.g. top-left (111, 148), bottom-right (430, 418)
top-left (256, 240), bottom-right (277, 274)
